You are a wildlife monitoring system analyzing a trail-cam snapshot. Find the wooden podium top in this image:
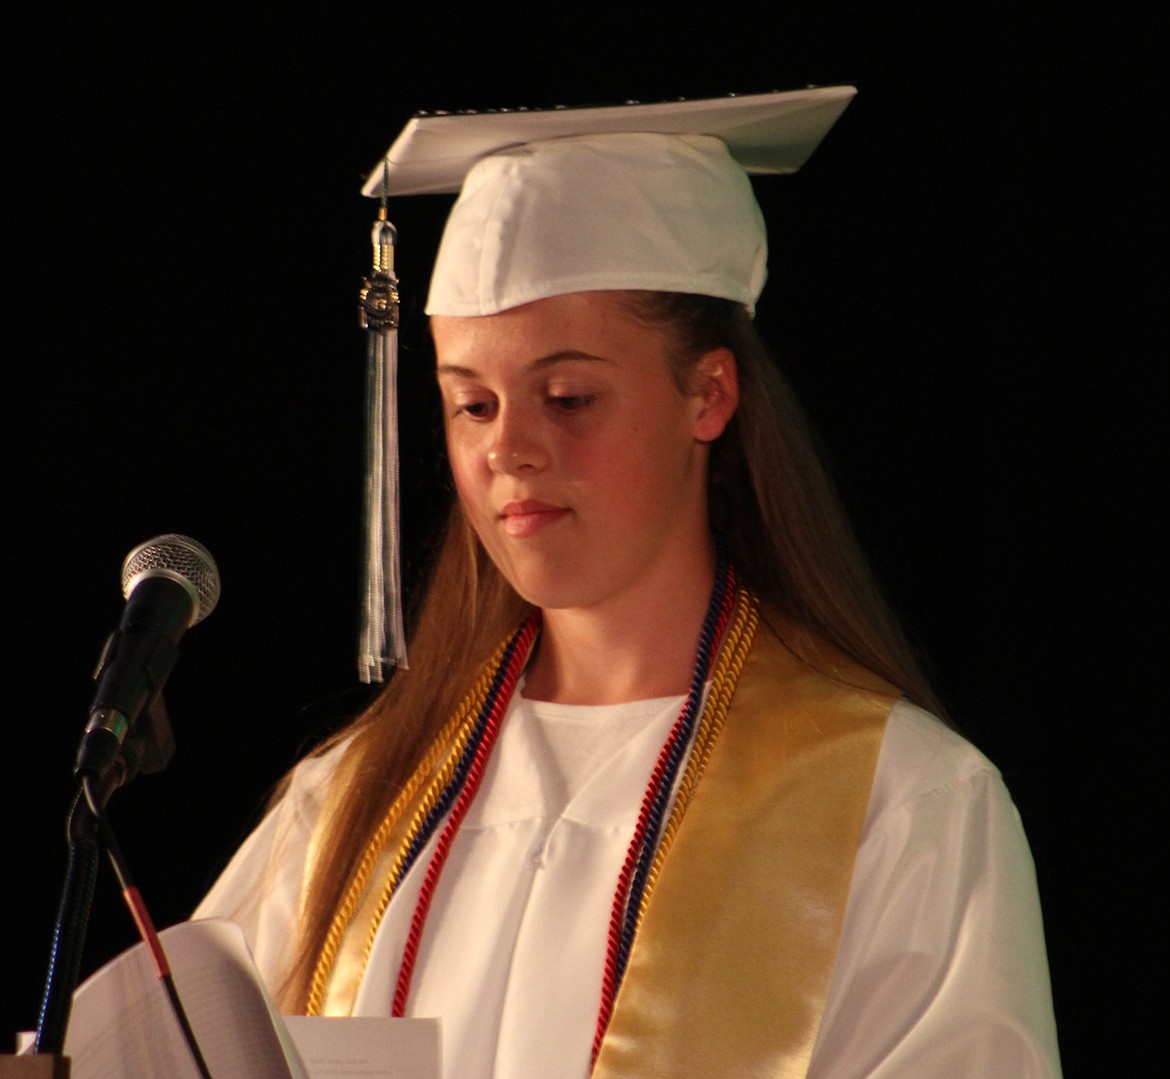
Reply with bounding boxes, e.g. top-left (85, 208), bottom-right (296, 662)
top-left (0, 1056), bottom-right (71, 1079)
